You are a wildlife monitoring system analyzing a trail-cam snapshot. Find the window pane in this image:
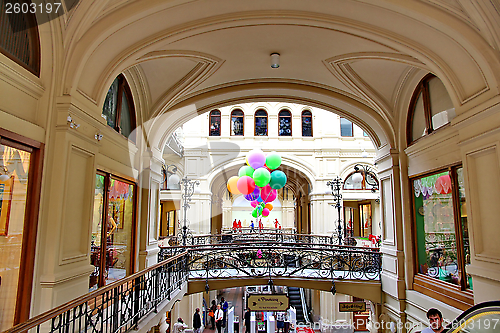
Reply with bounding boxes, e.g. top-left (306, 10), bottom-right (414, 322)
top-left (279, 111), bottom-right (291, 136)
top-left (90, 174), bottom-right (105, 291)
top-left (411, 91), bottom-right (426, 142)
top-left (428, 77), bottom-right (455, 130)
top-left (343, 173), bottom-right (363, 190)
top-left (231, 111), bottom-right (244, 136)
top-left (119, 91), bottom-right (133, 139)
top-left (255, 110), bottom-right (267, 136)
top-left (106, 179), bottom-right (134, 285)
top-left (210, 111), bottom-right (221, 136)
top-left (0, 144), bottom-right (31, 331)
top-left (414, 171), bottom-right (459, 286)
top-left (102, 78), bottom-right (119, 128)
top-left (302, 112), bottom-right (312, 137)
top-left (363, 131), bottom-right (369, 137)
top-left (340, 118), bottom-right (353, 137)
top-left (456, 167), bottom-right (471, 290)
